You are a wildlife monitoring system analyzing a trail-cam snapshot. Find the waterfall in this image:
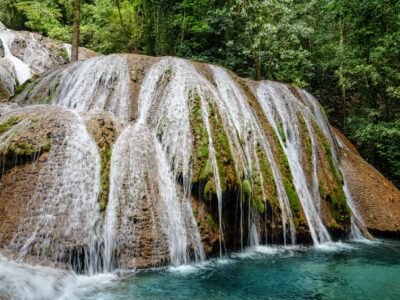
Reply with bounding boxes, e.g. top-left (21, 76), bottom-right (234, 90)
top-left (0, 30), bottom-right (31, 84)
top-left (2, 51), bottom-right (377, 272)
top-left (7, 106), bottom-right (102, 274)
top-left (254, 81), bottom-right (331, 245)
top-left (104, 57), bottom-right (206, 268)
top-left (209, 66), bottom-right (296, 246)
top-left (298, 87), bottom-right (370, 240)
top-left (333, 134), bottom-right (369, 240)
top-left (299, 89), bottom-right (340, 161)
top-left (24, 54), bottom-right (132, 123)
